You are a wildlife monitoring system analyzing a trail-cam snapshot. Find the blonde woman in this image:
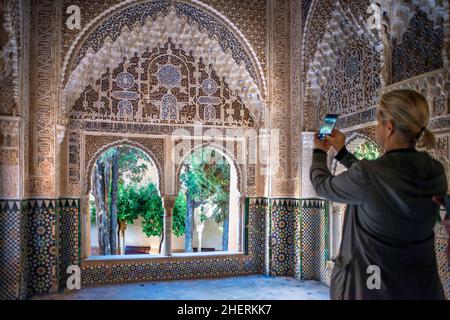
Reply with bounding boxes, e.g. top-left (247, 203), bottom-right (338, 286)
top-left (311, 89), bottom-right (448, 300)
